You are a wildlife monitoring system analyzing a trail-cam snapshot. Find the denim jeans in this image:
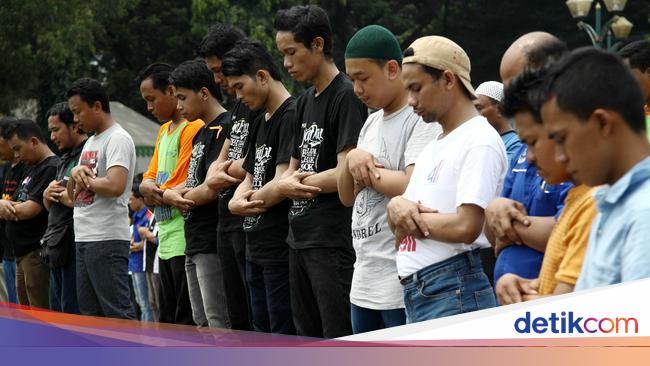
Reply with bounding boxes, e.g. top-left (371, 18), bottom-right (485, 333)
top-left (217, 229), bottom-right (251, 330)
top-left (131, 272), bottom-right (154, 322)
top-left (289, 247), bottom-right (355, 338)
top-left (350, 303), bottom-right (406, 334)
top-left (401, 249), bottom-right (496, 324)
top-left (76, 241), bottom-right (136, 320)
top-left (185, 252), bottom-right (230, 328)
top-left (3, 260), bottom-right (16, 303)
top-left (246, 260), bottom-right (294, 334)
top-left (50, 241), bottom-right (79, 314)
